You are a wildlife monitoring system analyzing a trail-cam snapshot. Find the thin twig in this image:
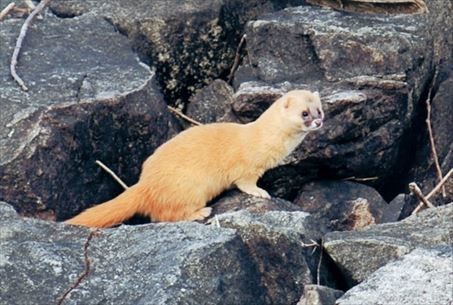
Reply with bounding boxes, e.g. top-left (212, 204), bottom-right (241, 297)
top-left (24, 0), bottom-right (36, 10)
top-left (167, 106), bottom-right (202, 126)
top-left (409, 182), bottom-right (435, 212)
top-left (412, 168), bottom-right (452, 214)
top-left (56, 230), bottom-right (99, 305)
top-left (0, 2), bottom-right (15, 21)
top-left (95, 160), bottom-right (129, 190)
top-left (343, 176), bottom-right (379, 182)
top-left (227, 34), bottom-right (247, 84)
top-left (425, 68), bottom-right (445, 197)
top-left (10, 0), bottom-right (51, 91)
top-left (317, 239), bottom-right (323, 286)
